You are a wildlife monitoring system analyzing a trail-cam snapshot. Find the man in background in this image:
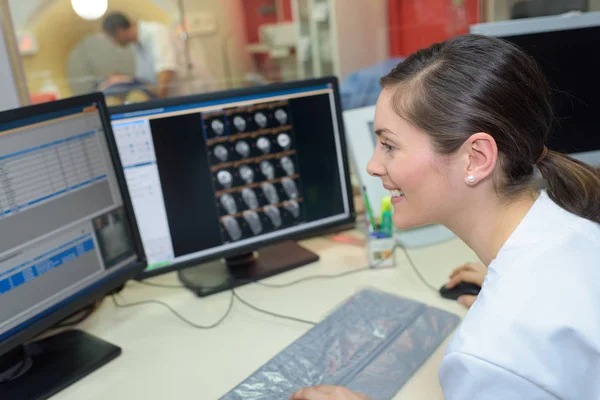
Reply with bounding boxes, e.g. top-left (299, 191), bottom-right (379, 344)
top-left (102, 12), bottom-right (214, 98)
